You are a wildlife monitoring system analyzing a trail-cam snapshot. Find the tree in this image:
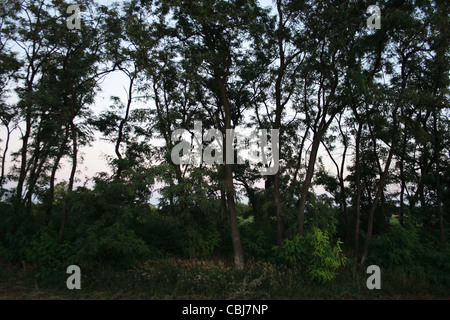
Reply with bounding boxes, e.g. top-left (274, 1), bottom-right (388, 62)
top-left (157, 0), bottom-right (275, 268)
top-left (293, 0), bottom-right (369, 236)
